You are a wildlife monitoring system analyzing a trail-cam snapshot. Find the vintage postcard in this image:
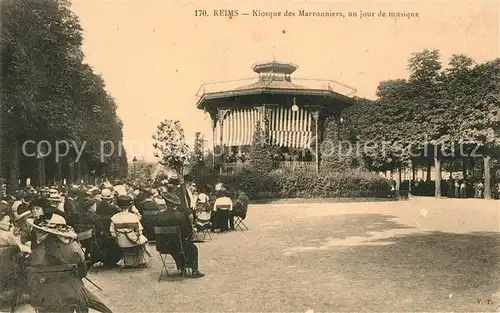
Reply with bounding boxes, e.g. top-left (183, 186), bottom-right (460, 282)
top-left (1, 0), bottom-right (499, 312)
